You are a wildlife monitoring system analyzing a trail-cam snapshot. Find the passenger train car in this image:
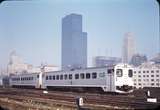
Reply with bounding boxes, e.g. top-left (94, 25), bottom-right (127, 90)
top-left (10, 64), bottom-right (134, 93)
top-left (10, 72), bottom-right (42, 89)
